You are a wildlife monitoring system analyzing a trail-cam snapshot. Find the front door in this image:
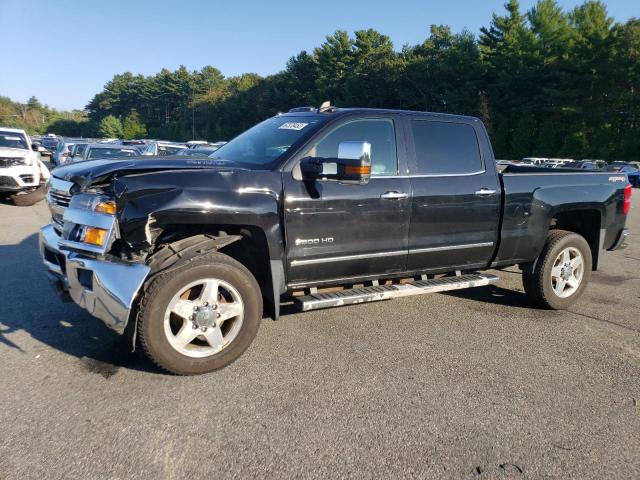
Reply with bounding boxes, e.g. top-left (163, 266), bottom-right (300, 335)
top-left (283, 117), bottom-right (411, 285)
